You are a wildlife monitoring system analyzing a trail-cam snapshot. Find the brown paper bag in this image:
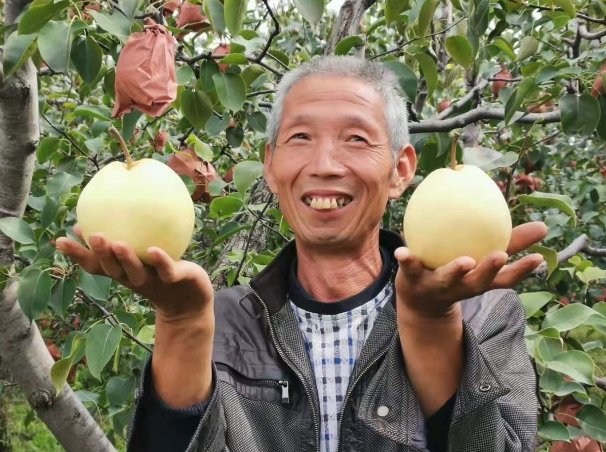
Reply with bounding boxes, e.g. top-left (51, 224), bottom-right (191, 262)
top-left (167, 147), bottom-right (219, 203)
top-left (112, 19), bottom-right (177, 118)
top-left (176, 1), bottom-right (210, 32)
